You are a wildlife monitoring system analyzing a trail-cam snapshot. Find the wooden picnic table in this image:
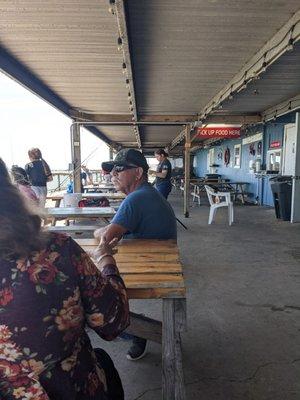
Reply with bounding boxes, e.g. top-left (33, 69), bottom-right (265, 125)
top-left (76, 238), bottom-right (187, 400)
top-left (44, 207), bottom-right (116, 226)
top-left (200, 181), bottom-right (249, 204)
top-left (47, 192), bottom-right (125, 207)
